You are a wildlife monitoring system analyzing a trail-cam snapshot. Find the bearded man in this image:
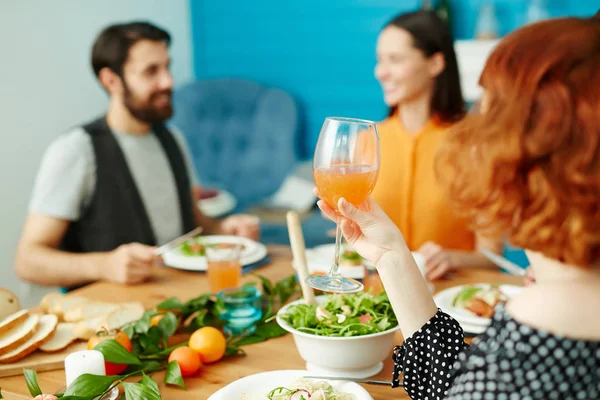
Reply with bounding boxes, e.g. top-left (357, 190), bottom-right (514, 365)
top-left (16, 22), bottom-right (259, 288)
